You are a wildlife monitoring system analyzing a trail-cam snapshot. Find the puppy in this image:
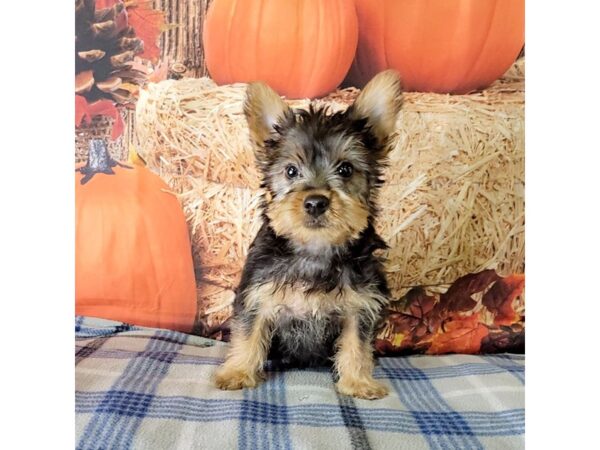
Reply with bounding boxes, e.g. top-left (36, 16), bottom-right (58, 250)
top-left (214, 71), bottom-right (402, 399)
